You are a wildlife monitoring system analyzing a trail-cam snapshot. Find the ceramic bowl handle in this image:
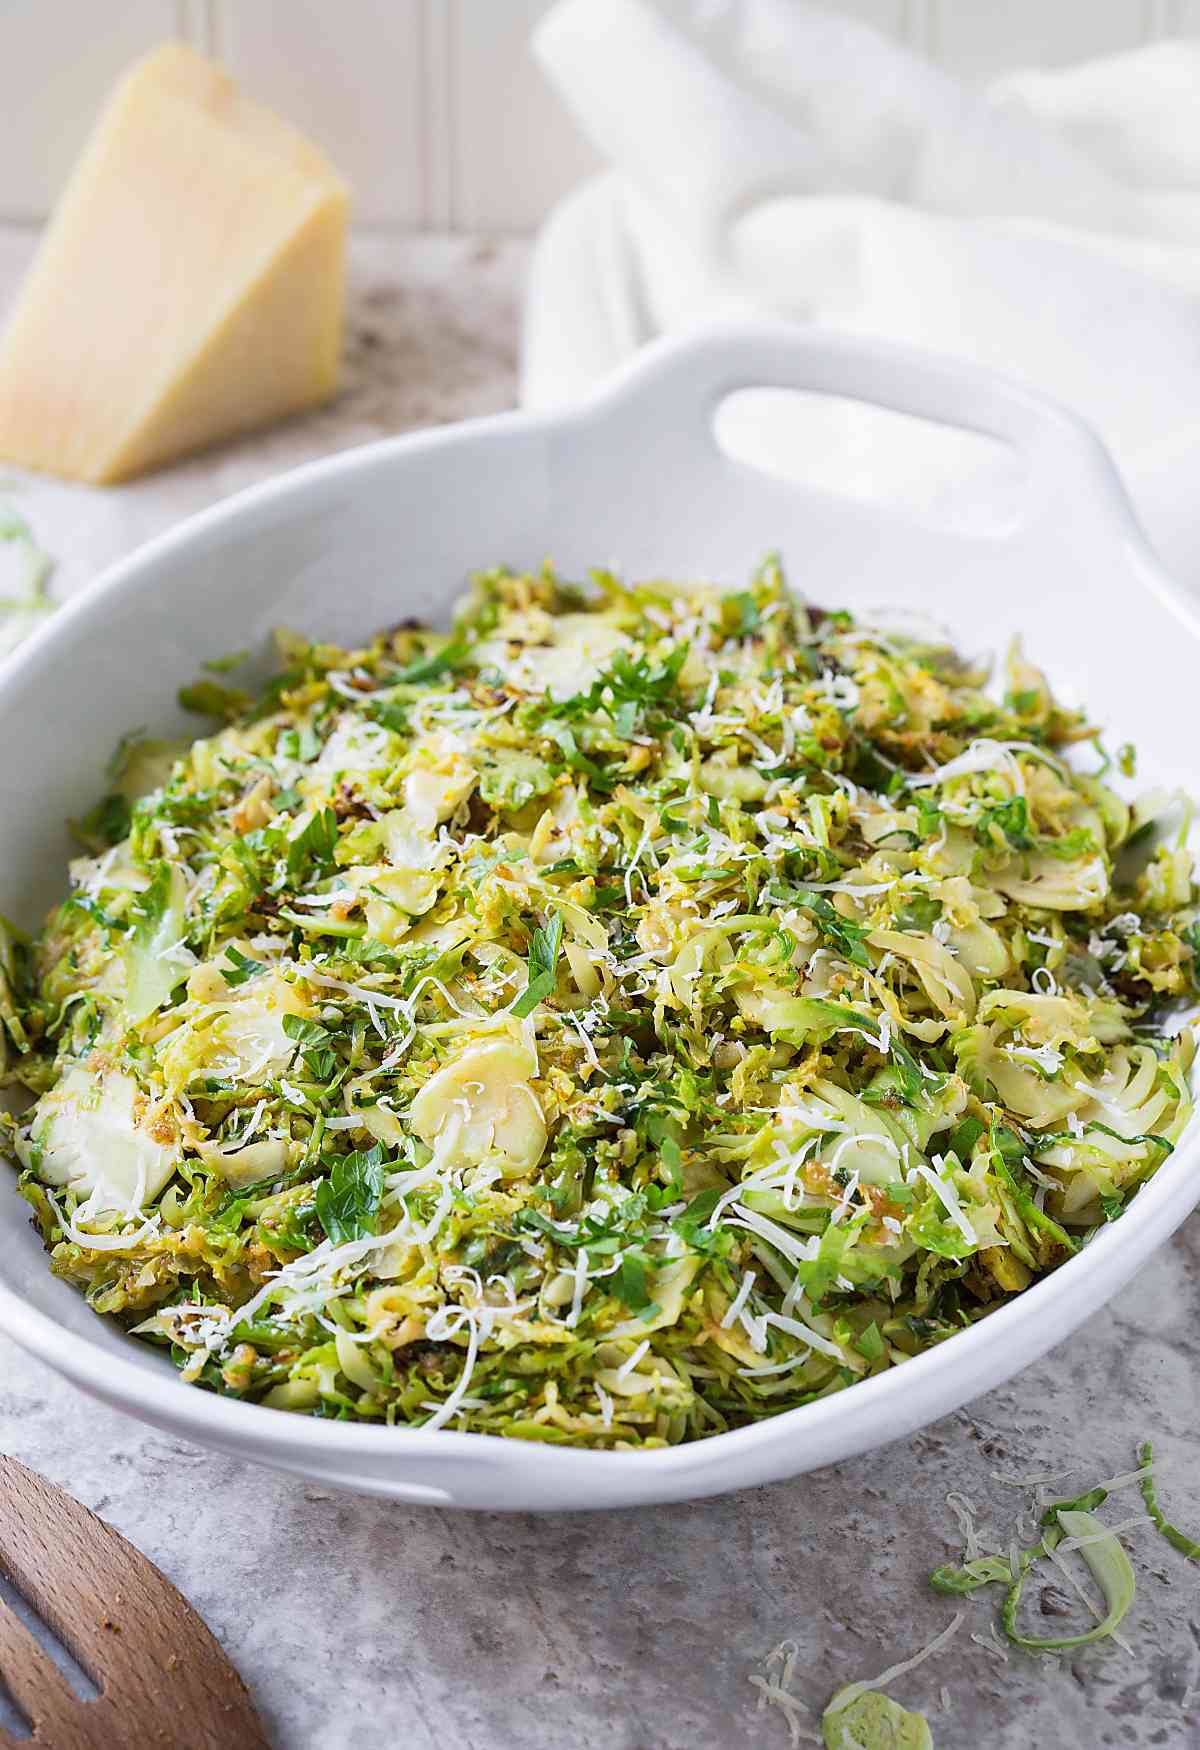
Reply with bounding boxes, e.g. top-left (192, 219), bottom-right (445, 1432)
top-left (584, 320), bottom-right (1149, 554)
